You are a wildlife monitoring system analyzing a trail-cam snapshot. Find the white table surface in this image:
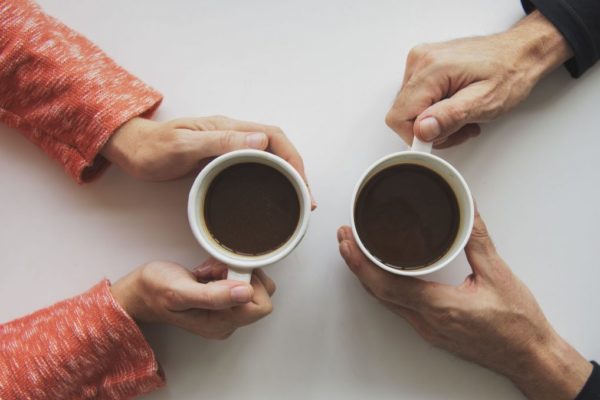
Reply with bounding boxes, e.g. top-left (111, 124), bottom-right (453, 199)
top-left (1, 1), bottom-right (599, 399)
